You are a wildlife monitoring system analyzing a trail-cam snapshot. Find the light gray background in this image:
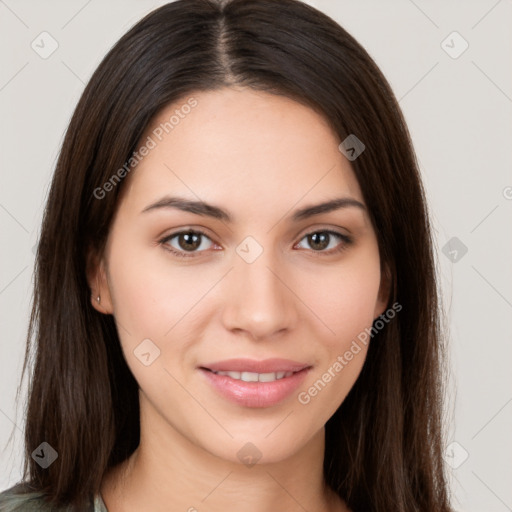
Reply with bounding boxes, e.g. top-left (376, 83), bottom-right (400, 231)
top-left (1, 1), bottom-right (511, 510)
